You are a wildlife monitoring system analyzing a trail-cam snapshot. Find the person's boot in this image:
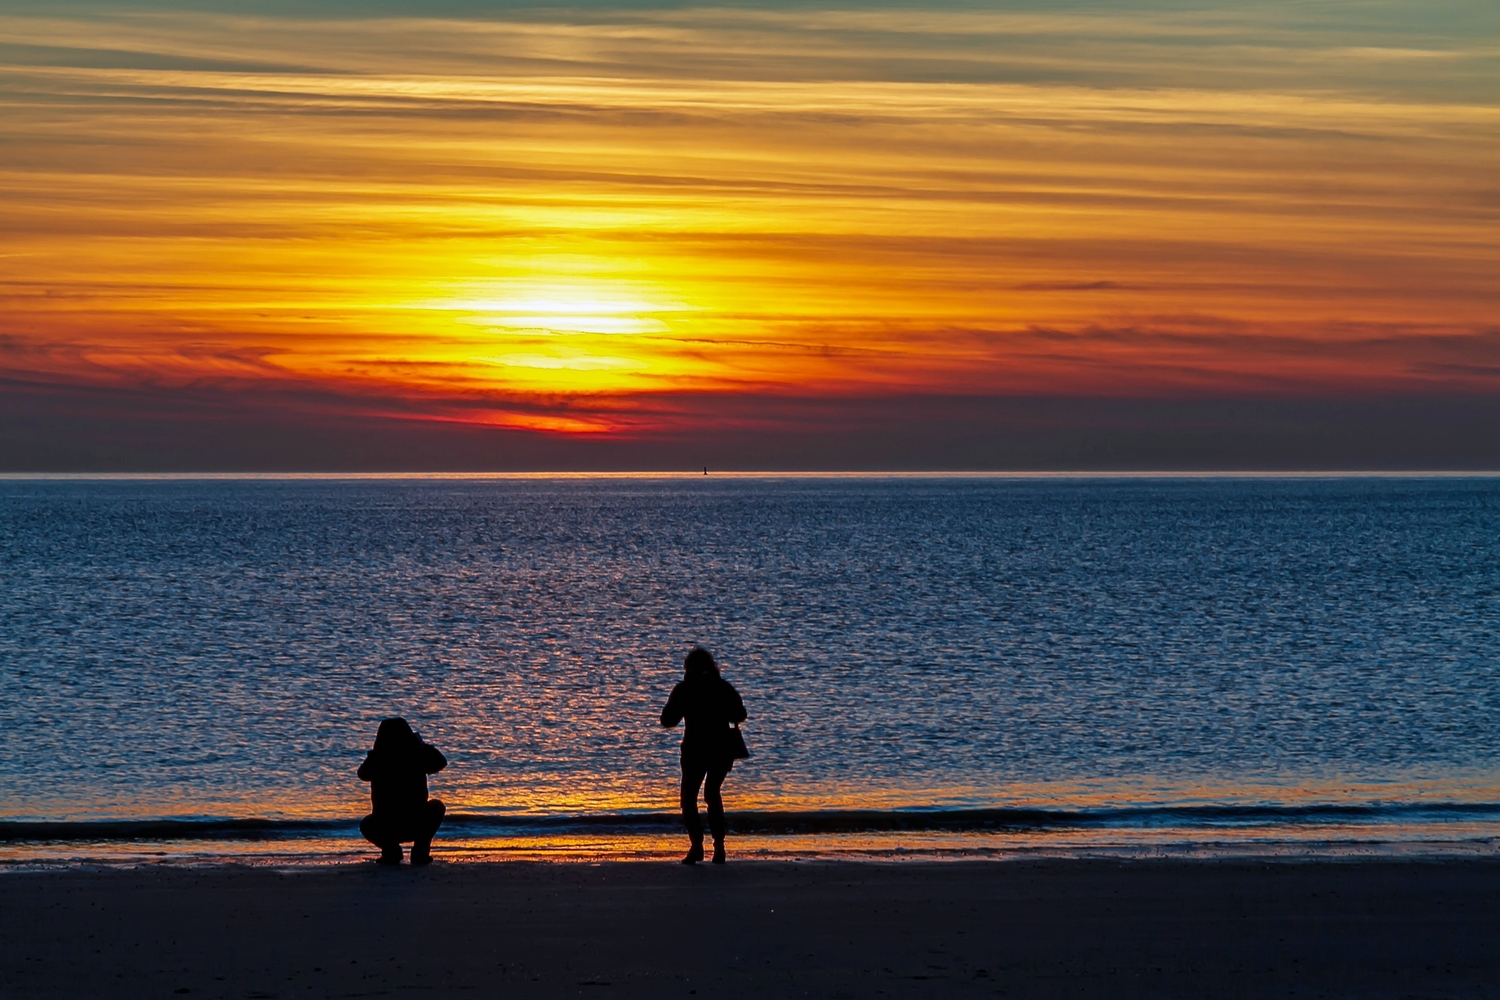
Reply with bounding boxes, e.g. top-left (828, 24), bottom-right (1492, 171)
top-left (712, 839), bottom-right (726, 864)
top-left (681, 840), bottom-right (704, 865)
top-left (377, 846), bottom-right (403, 866)
top-left (410, 843), bottom-right (433, 865)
